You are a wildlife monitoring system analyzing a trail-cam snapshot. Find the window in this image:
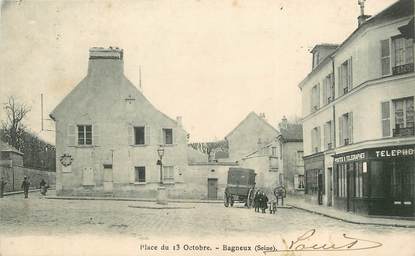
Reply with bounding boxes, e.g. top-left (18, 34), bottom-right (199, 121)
top-left (323, 121), bottom-right (333, 150)
top-left (163, 128), bottom-right (173, 145)
top-left (296, 151), bottom-right (304, 166)
top-left (311, 127), bottom-right (321, 153)
top-left (135, 167), bottom-right (146, 183)
top-left (339, 112), bottom-right (353, 146)
top-left (337, 165), bottom-right (347, 198)
top-left (337, 58), bottom-right (353, 97)
top-left (134, 127), bottom-right (145, 145)
top-left (311, 84), bottom-right (320, 112)
top-left (305, 169), bottom-right (318, 195)
top-left (163, 166), bottom-right (174, 183)
top-left (354, 162), bottom-right (363, 198)
top-left (294, 174), bottom-right (305, 190)
top-left (78, 125), bottom-right (92, 145)
top-left (380, 39), bottom-right (391, 76)
top-left (323, 74), bottom-right (334, 105)
top-left (393, 97), bottom-right (414, 129)
top-left (393, 37), bottom-right (413, 66)
top-left (381, 101), bottom-right (391, 137)
top-left (271, 147), bottom-right (277, 157)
